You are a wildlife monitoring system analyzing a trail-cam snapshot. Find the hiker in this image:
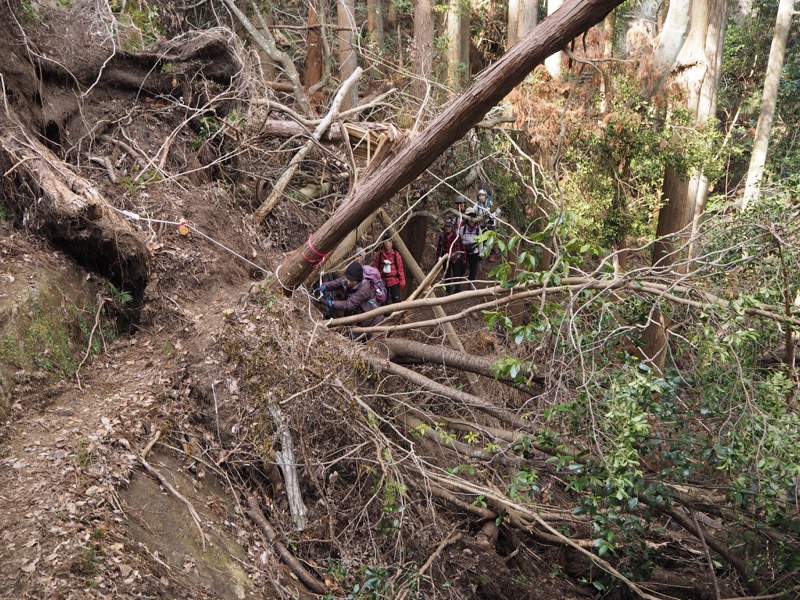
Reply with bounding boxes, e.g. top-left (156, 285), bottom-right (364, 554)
top-left (353, 247), bottom-right (367, 264)
top-left (460, 208), bottom-right (482, 284)
top-left (474, 189), bottom-right (499, 227)
top-left (436, 218), bottom-right (466, 295)
top-left (315, 262), bottom-right (384, 326)
top-left (443, 194), bottom-right (468, 229)
top-left (373, 237), bottom-right (405, 304)
top-left (474, 188), bottom-right (500, 262)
